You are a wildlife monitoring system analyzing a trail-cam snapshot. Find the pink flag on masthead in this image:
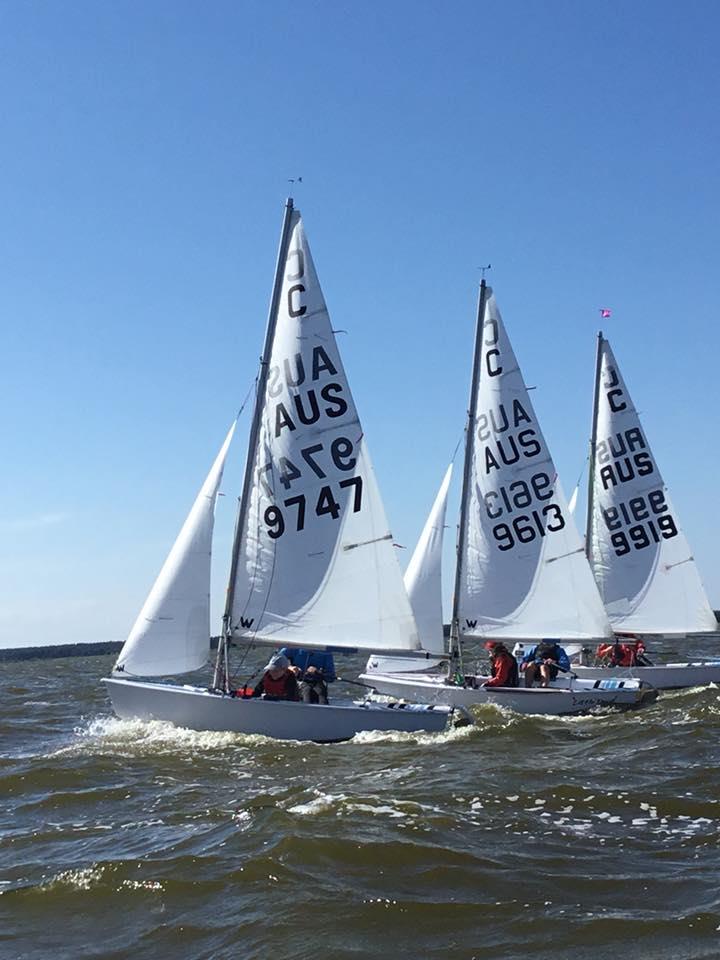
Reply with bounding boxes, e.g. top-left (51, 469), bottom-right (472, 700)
top-left (599, 308), bottom-right (611, 318)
